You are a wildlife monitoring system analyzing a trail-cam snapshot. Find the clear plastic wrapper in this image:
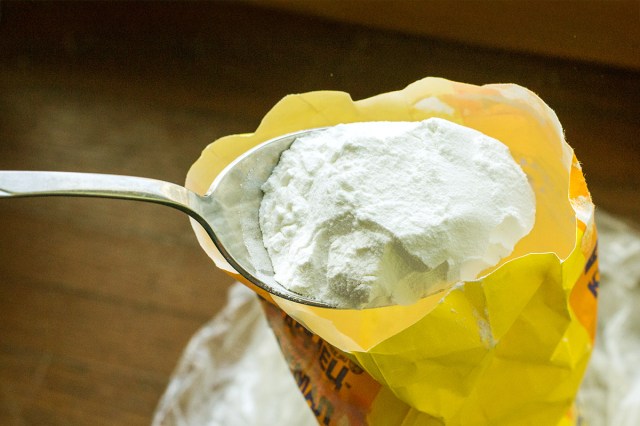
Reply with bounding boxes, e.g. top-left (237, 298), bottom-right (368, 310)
top-left (154, 211), bottom-right (640, 426)
top-left (152, 283), bottom-right (316, 426)
top-left (577, 213), bottom-right (640, 425)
